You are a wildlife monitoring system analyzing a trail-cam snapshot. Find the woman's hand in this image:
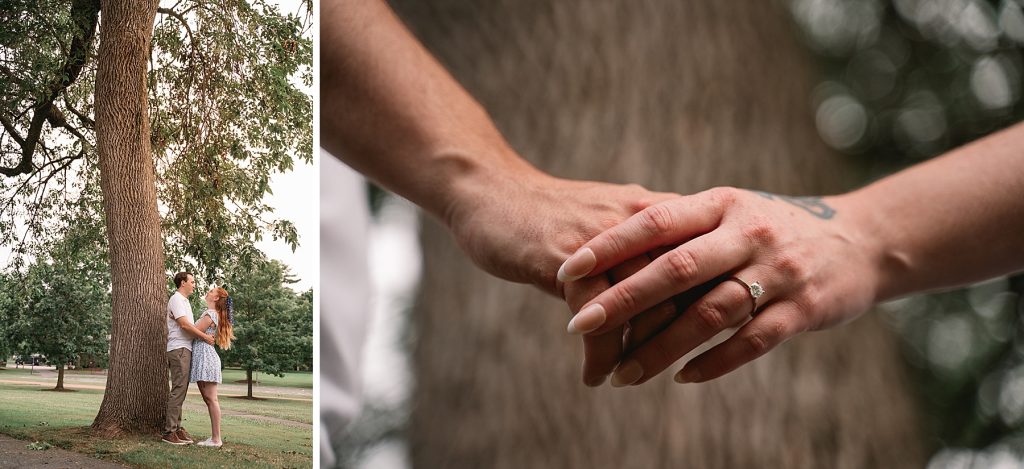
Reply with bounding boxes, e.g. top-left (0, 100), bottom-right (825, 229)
top-left (559, 187), bottom-right (883, 385)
